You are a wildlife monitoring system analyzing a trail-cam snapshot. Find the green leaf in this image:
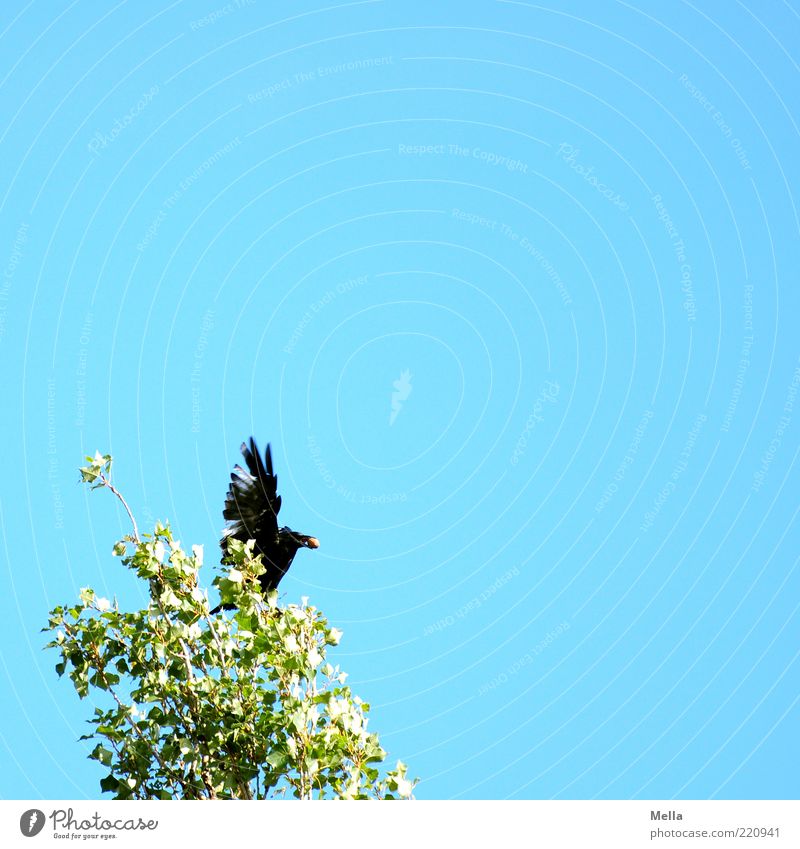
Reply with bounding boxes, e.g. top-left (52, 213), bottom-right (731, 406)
top-left (90, 745), bottom-right (113, 766)
top-left (99, 774), bottom-right (119, 793)
top-left (266, 751), bottom-right (290, 772)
